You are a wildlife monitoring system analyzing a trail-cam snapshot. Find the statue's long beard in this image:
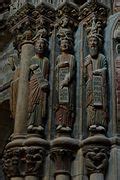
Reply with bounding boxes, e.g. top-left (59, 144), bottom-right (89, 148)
top-left (89, 48), bottom-right (98, 58)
